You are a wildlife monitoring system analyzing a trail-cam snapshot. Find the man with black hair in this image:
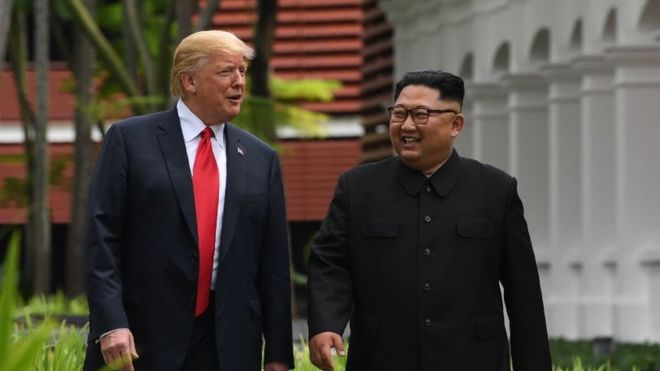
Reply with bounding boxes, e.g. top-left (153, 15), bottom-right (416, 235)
top-left (308, 70), bottom-right (551, 371)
